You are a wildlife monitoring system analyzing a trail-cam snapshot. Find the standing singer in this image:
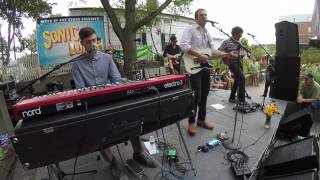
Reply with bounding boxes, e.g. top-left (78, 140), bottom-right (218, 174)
top-left (180, 8), bottom-right (235, 136)
top-left (219, 26), bottom-right (248, 105)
